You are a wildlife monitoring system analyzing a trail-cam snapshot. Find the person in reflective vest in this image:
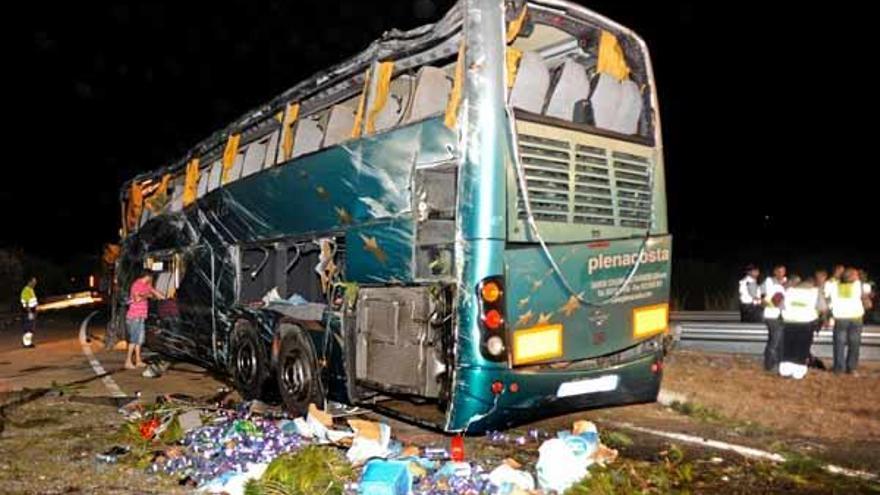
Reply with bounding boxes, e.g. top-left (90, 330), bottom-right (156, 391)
top-left (20, 277), bottom-right (38, 348)
top-left (814, 269), bottom-right (832, 329)
top-left (738, 264), bottom-right (763, 323)
top-left (761, 264), bottom-right (787, 371)
top-left (779, 280), bottom-right (825, 379)
top-left (824, 264), bottom-right (845, 329)
top-left (828, 268), bottom-right (866, 374)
